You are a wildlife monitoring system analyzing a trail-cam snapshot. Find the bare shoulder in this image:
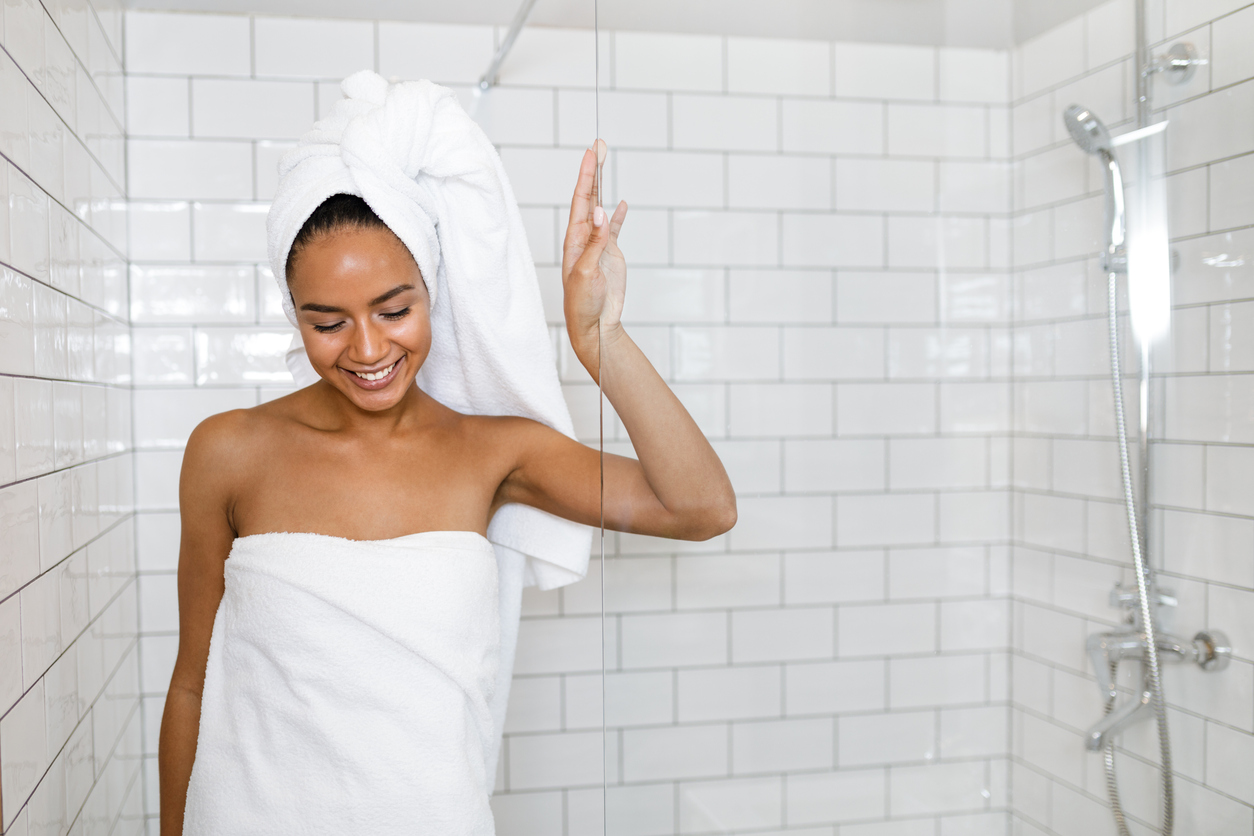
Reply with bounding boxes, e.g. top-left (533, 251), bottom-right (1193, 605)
top-left (180, 410), bottom-right (251, 495)
top-left (185, 405), bottom-right (265, 460)
top-left (181, 393), bottom-right (309, 482)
